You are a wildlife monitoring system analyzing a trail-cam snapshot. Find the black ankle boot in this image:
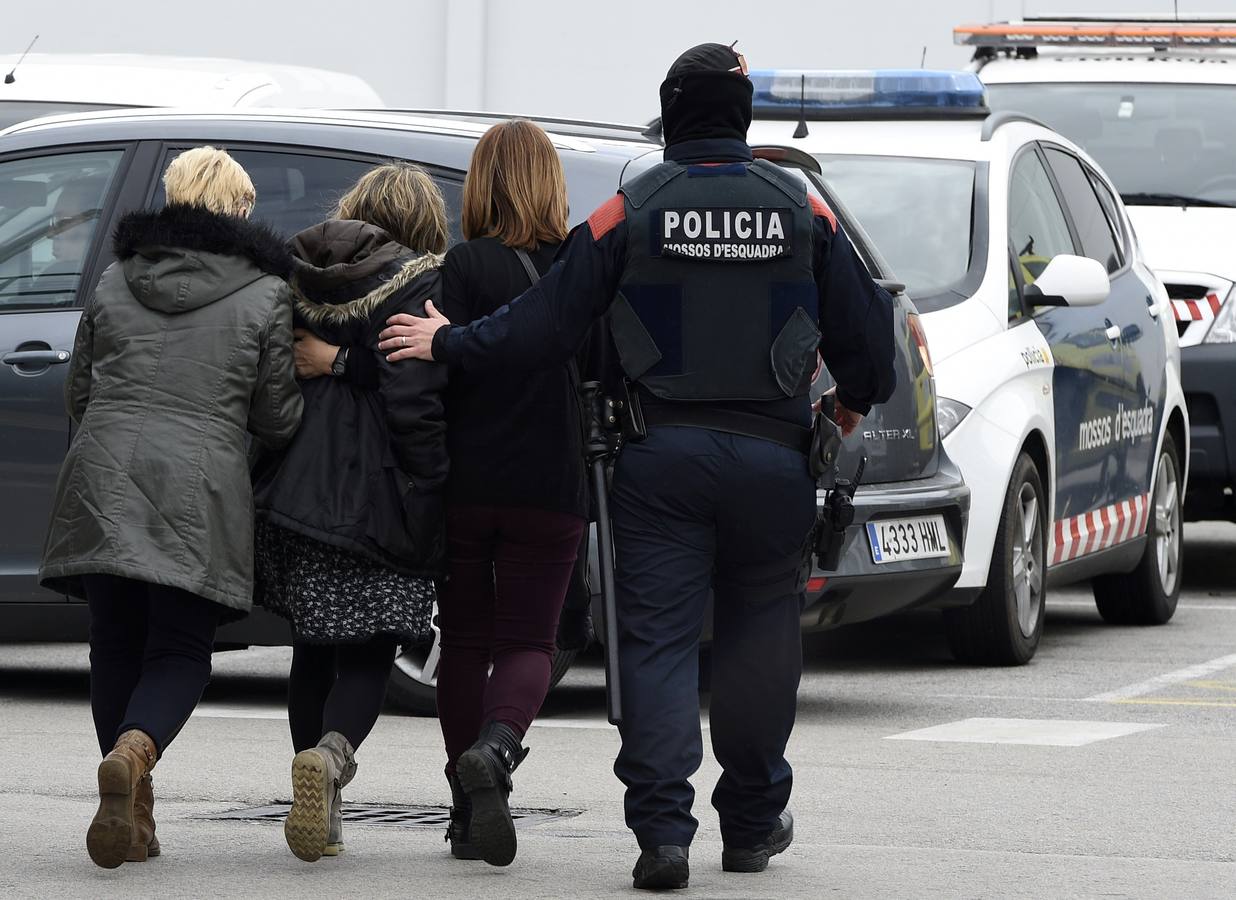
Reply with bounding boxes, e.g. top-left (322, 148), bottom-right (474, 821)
top-left (455, 721), bottom-right (529, 867)
top-left (445, 773), bottom-right (480, 860)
